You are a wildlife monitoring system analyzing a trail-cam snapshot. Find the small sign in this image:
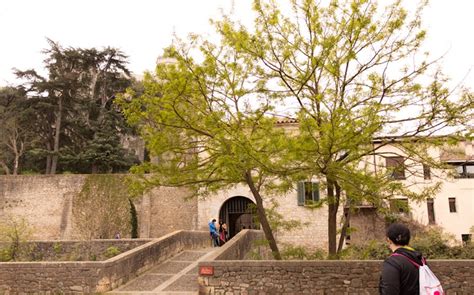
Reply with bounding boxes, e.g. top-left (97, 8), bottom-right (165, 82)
top-left (199, 266), bottom-right (214, 276)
